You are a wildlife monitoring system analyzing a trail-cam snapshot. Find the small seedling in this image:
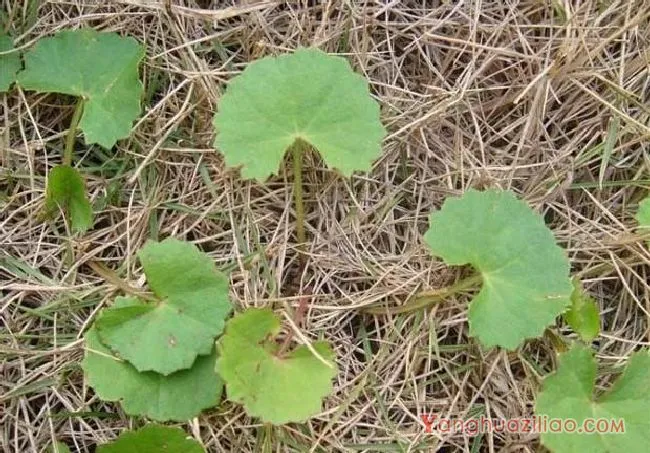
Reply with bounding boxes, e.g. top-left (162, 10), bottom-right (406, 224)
top-left (0, 35), bottom-right (20, 91)
top-left (563, 278), bottom-right (600, 343)
top-left (216, 308), bottom-right (337, 424)
top-left (636, 195), bottom-right (650, 246)
top-left (213, 48), bottom-right (385, 252)
top-left (97, 424), bottom-right (204, 453)
top-left (43, 165), bottom-right (93, 233)
top-left (17, 28), bottom-right (144, 232)
top-left (421, 189), bottom-right (573, 349)
top-left (535, 344), bottom-right (650, 452)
